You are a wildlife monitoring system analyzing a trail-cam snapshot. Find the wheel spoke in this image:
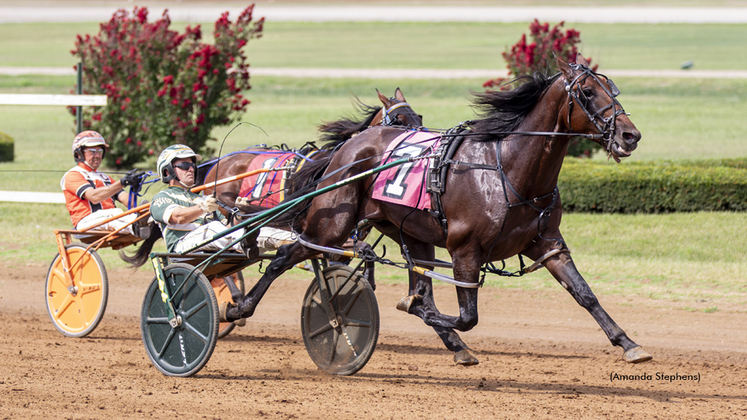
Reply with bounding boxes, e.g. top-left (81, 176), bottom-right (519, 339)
top-left (145, 315), bottom-right (170, 325)
top-left (74, 293), bottom-right (90, 326)
top-left (182, 300), bottom-right (208, 319)
top-left (341, 289), bottom-right (362, 316)
top-left (183, 322), bottom-right (209, 343)
top-left (330, 272), bottom-right (354, 301)
top-left (339, 325), bottom-right (359, 357)
top-left (328, 329), bottom-right (340, 363)
top-left (156, 328), bottom-right (177, 358)
top-left (342, 318), bottom-right (371, 328)
top-left (307, 322), bottom-right (334, 339)
top-left (50, 267), bottom-right (69, 289)
top-left (76, 279), bottom-right (102, 296)
top-left (51, 292), bottom-right (76, 321)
